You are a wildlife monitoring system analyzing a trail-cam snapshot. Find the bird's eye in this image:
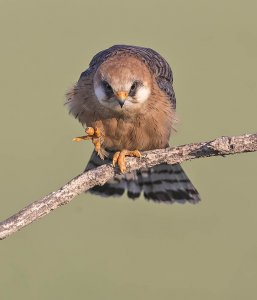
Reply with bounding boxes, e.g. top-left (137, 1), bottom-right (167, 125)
top-left (101, 80), bottom-right (114, 98)
top-left (129, 81), bottom-right (141, 96)
top-left (102, 80), bottom-right (113, 92)
top-left (130, 81), bottom-right (138, 92)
